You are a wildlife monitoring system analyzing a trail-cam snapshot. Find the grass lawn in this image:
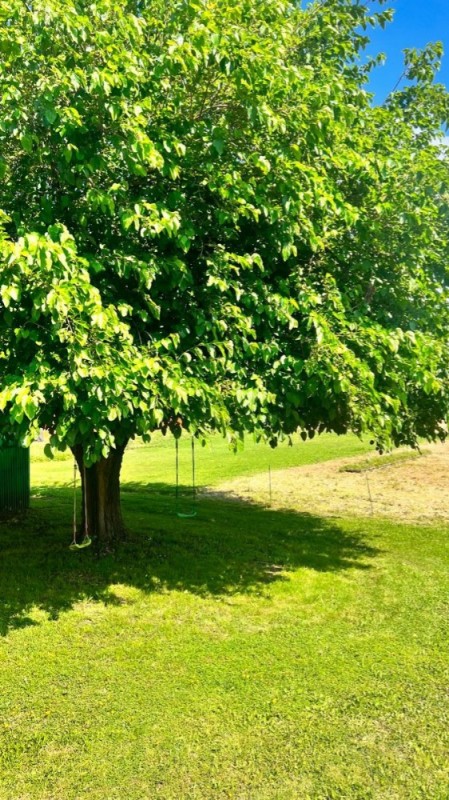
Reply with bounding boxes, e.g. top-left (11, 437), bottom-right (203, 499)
top-left (31, 430), bottom-right (374, 489)
top-left (0, 435), bottom-right (448, 799)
